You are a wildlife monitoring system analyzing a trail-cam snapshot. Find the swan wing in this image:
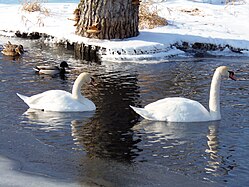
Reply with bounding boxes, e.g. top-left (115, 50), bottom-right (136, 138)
top-left (132, 97), bottom-right (211, 122)
top-left (17, 90), bottom-right (93, 112)
top-left (130, 105), bottom-right (155, 120)
top-left (16, 93), bottom-right (30, 104)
